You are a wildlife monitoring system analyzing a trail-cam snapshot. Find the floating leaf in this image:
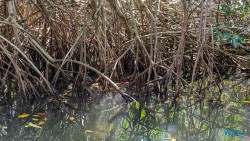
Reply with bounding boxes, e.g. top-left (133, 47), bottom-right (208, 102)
top-left (124, 120), bottom-right (129, 128)
top-left (43, 117), bottom-right (48, 121)
top-left (92, 83), bottom-right (100, 88)
top-left (37, 112), bottom-right (46, 116)
top-left (85, 130), bottom-right (93, 133)
top-left (170, 137), bottom-right (176, 141)
top-left (69, 117), bottom-right (75, 121)
top-left (63, 92), bottom-right (68, 96)
top-left (164, 100), bottom-right (171, 104)
top-left (158, 107), bottom-right (164, 113)
top-left (176, 97), bottom-right (180, 102)
top-left (24, 125), bottom-right (32, 128)
top-left (25, 122), bottom-right (42, 129)
top-left (18, 113), bottom-right (29, 118)
top-left (140, 109), bottom-right (146, 119)
top-left (33, 114), bottom-right (41, 118)
top-left (231, 38), bottom-right (238, 48)
top-left (32, 118), bottom-right (39, 121)
top-left (37, 121), bottom-right (45, 125)
top-left (135, 101), bottom-right (140, 109)
top-left (108, 124), bottom-right (114, 132)
top-left (242, 100), bottom-right (250, 104)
